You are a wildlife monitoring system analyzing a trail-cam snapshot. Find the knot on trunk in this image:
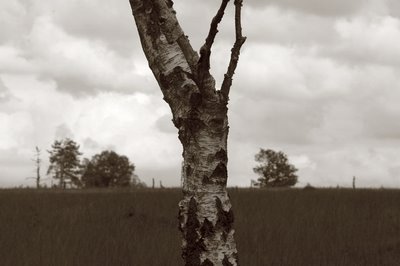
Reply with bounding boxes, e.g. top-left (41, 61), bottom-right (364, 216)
top-left (203, 162), bottom-right (227, 185)
top-left (166, 0), bottom-right (174, 8)
top-left (200, 218), bottom-right (214, 238)
top-left (183, 197), bottom-right (205, 266)
top-left (207, 118), bottom-right (226, 135)
top-left (215, 148), bottom-right (227, 162)
top-left (190, 92), bottom-right (203, 107)
top-left (159, 66), bottom-right (186, 91)
top-left (222, 255), bottom-right (235, 266)
top-left (178, 117), bottom-right (206, 145)
top-left (215, 197), bottom-right (234, 241)
top-left (201, 259), bottom-right (214, 266)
